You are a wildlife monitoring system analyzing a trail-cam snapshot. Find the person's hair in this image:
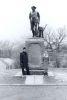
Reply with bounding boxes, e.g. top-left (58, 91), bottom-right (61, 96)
top-left (23, 47), bottom-right (26, 50)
